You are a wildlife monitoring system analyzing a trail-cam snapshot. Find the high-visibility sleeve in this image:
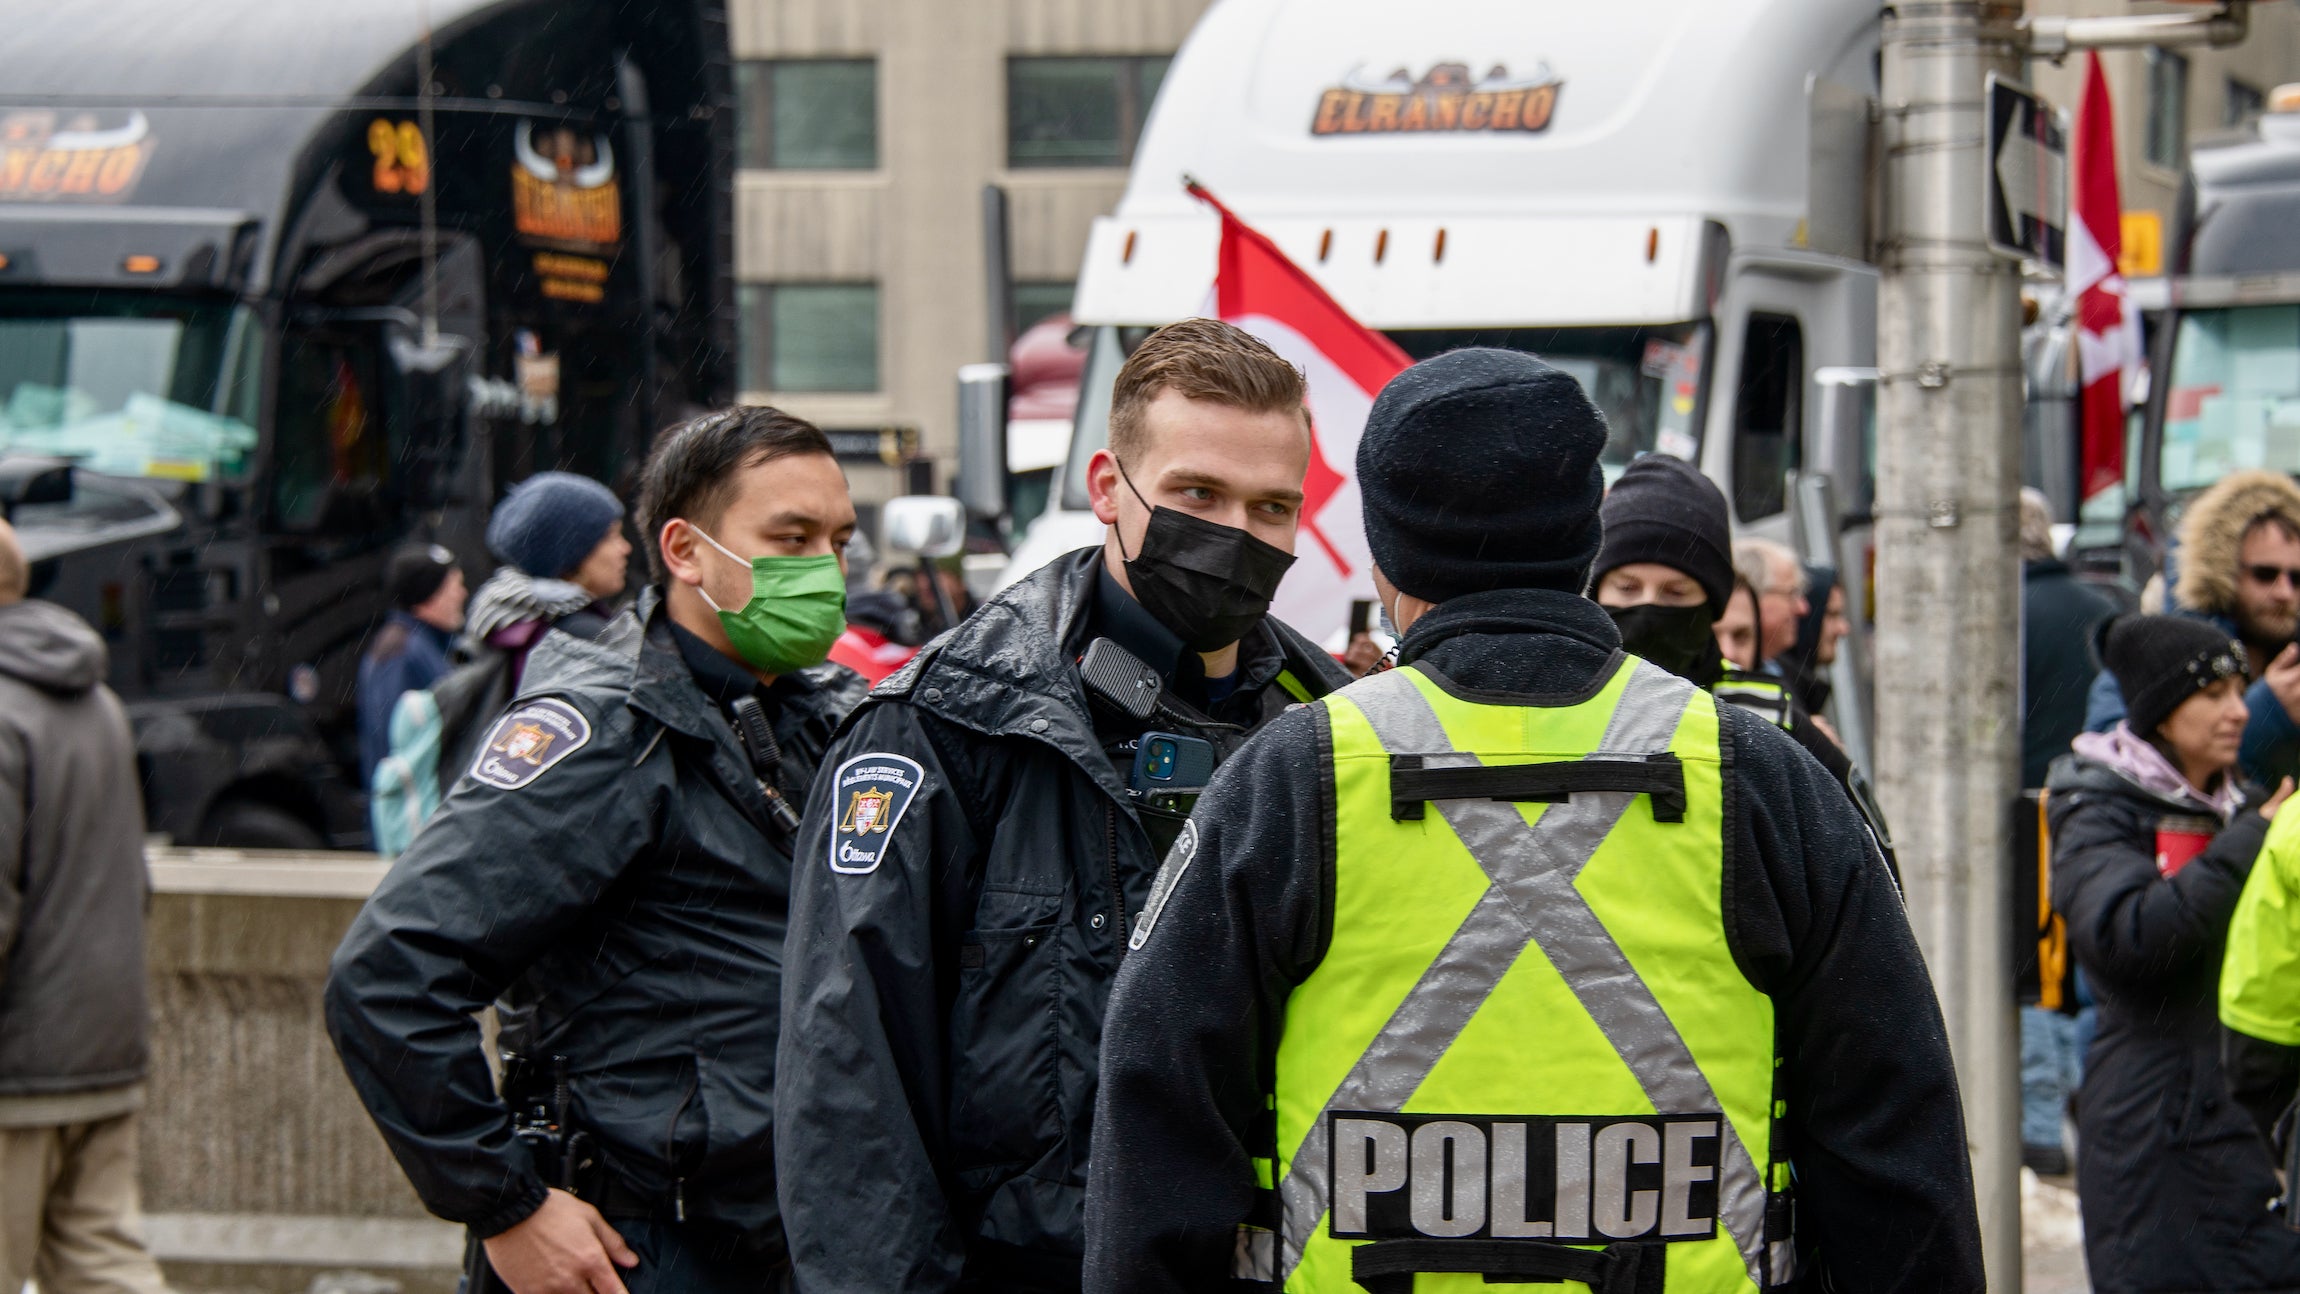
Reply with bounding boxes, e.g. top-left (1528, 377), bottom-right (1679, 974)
top-left (2222, 806), bottom-right (2300, 1047)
